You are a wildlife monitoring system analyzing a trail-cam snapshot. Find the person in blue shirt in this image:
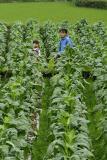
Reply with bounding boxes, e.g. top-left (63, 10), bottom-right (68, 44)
top-left (58, 28), bottom-right (74, 55)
